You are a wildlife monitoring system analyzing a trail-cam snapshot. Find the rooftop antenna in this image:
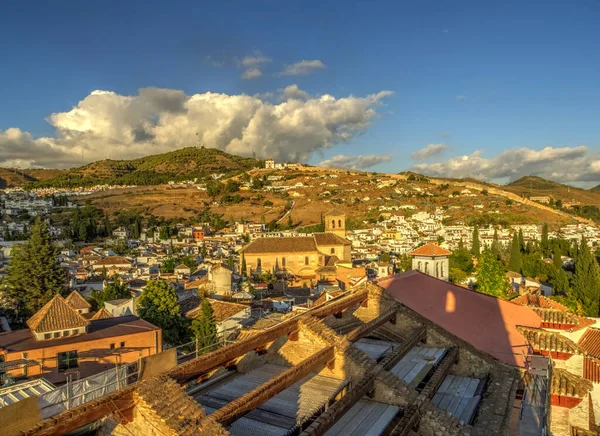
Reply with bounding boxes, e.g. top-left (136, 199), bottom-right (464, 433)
top-left (196, 132), bottom-right (203, 148)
